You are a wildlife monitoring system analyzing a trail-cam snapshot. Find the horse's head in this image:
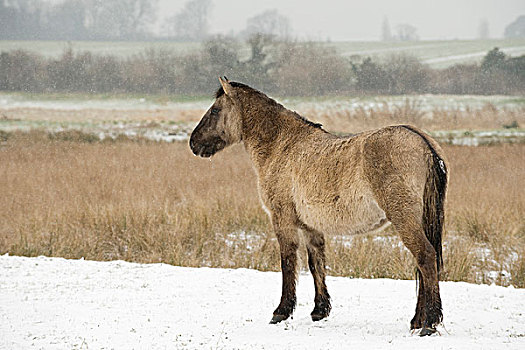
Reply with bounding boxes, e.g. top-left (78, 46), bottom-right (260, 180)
top-left (190, 77), bottom-right (243, 157)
